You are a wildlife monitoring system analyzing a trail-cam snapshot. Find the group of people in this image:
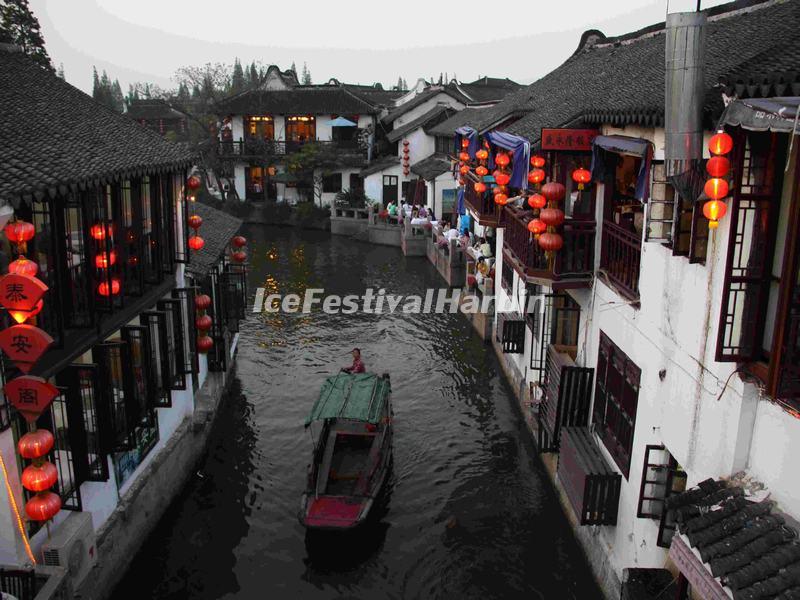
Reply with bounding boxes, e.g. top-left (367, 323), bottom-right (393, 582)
top-left (385, 201), bottom-right (436, 225)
